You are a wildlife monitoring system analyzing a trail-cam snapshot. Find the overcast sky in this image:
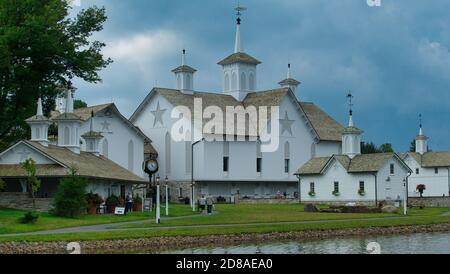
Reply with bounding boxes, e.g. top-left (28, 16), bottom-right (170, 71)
top-left (71, 0), bottom-right (450, 152)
